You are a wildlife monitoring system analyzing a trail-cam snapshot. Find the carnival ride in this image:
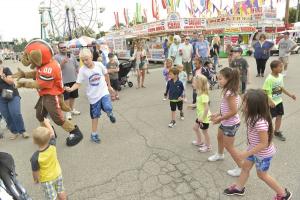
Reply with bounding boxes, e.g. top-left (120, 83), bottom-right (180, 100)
top-left (39, 0), bottom-right (105, 40)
